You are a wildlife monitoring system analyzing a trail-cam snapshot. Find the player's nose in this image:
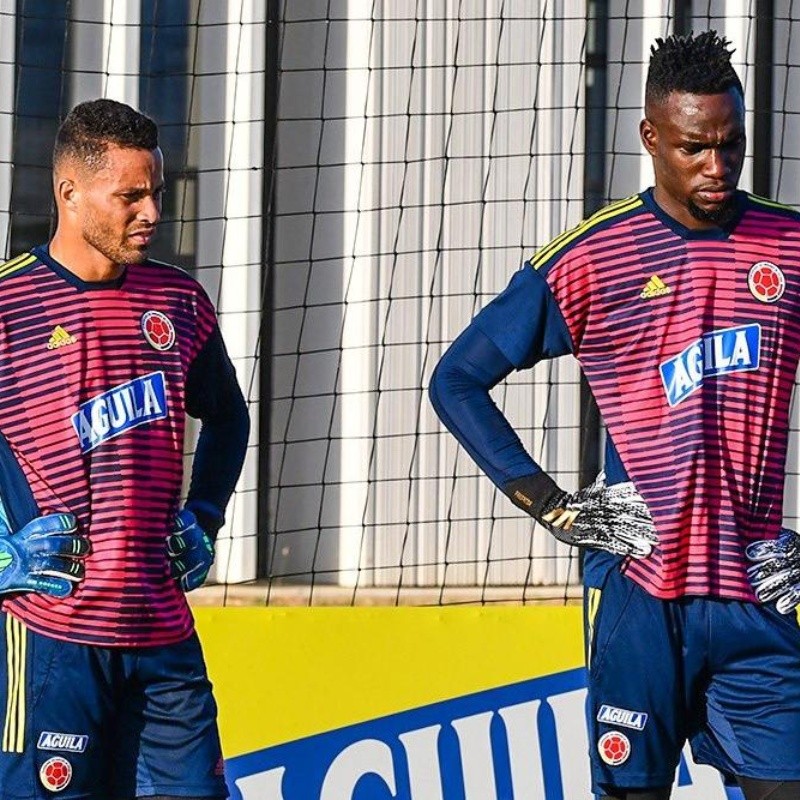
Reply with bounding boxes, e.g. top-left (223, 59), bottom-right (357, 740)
top-left (703, 147), bottom-right (729, 179)
top-left (139, 193), bottom-right (161, 225)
